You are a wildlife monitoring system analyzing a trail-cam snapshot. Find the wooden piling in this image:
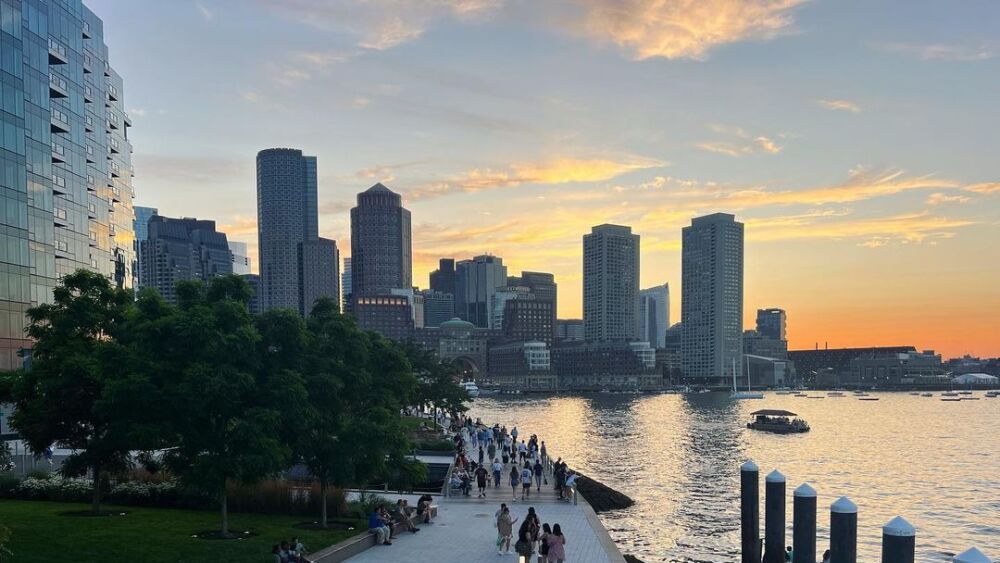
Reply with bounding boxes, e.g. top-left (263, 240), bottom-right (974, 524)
top-left (763, 470), bottom-right (786, 563)
top-left (740, 461), bottom-right (760, 563)
top-left (881, 516), bottom-right (915, 563)
top-left (830, 496), bottom-right (858, 563)
top-left (793, 483), bottom-right (817, 563)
